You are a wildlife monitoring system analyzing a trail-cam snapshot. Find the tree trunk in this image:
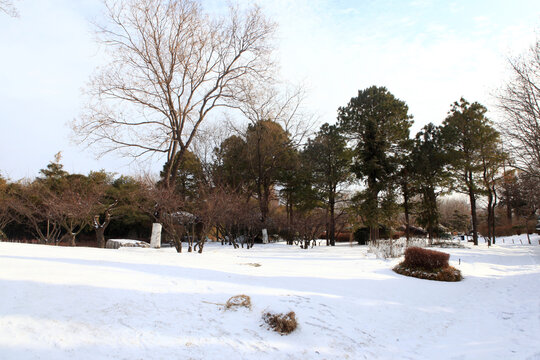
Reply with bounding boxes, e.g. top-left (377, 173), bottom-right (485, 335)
top-left (96, 227), bottom-right (106, 248)
top-left (368, 178), bottom-right (379, 242)
top-left (69, 234), bottom-right (76, 247)
top-left (425, 186), bottom-right (437, 246)
top-left (492, 184), bottom-right (497, 245)
top-left (402, 182), bottom-right (411, 246)
top-left (166, 145), bottom-right (186, 190)
top-left (329, 193), bottom-right (336, 246)
top-left (325, 208), bottom-right (329, 246)
top-left (503, 164), bottom-right (512, 226)
top-left (486, 189), bottom-right (494, 246)
top-left (468, 173), bottom-right (479, 246)
top-left (174, 238), bottom-right (182, 253)
top-left (286, 194), bottom-right (294, 245)
top-left (261, 188), bottom-right (269, 224)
